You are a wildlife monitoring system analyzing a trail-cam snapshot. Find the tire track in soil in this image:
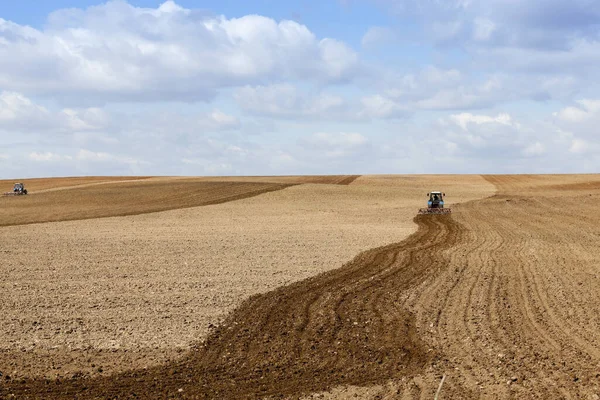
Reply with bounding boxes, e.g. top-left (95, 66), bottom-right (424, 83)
top-left (1, 214), bottom-right (464, 399)
top-left (402, 176), bottom-right (600, 399)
